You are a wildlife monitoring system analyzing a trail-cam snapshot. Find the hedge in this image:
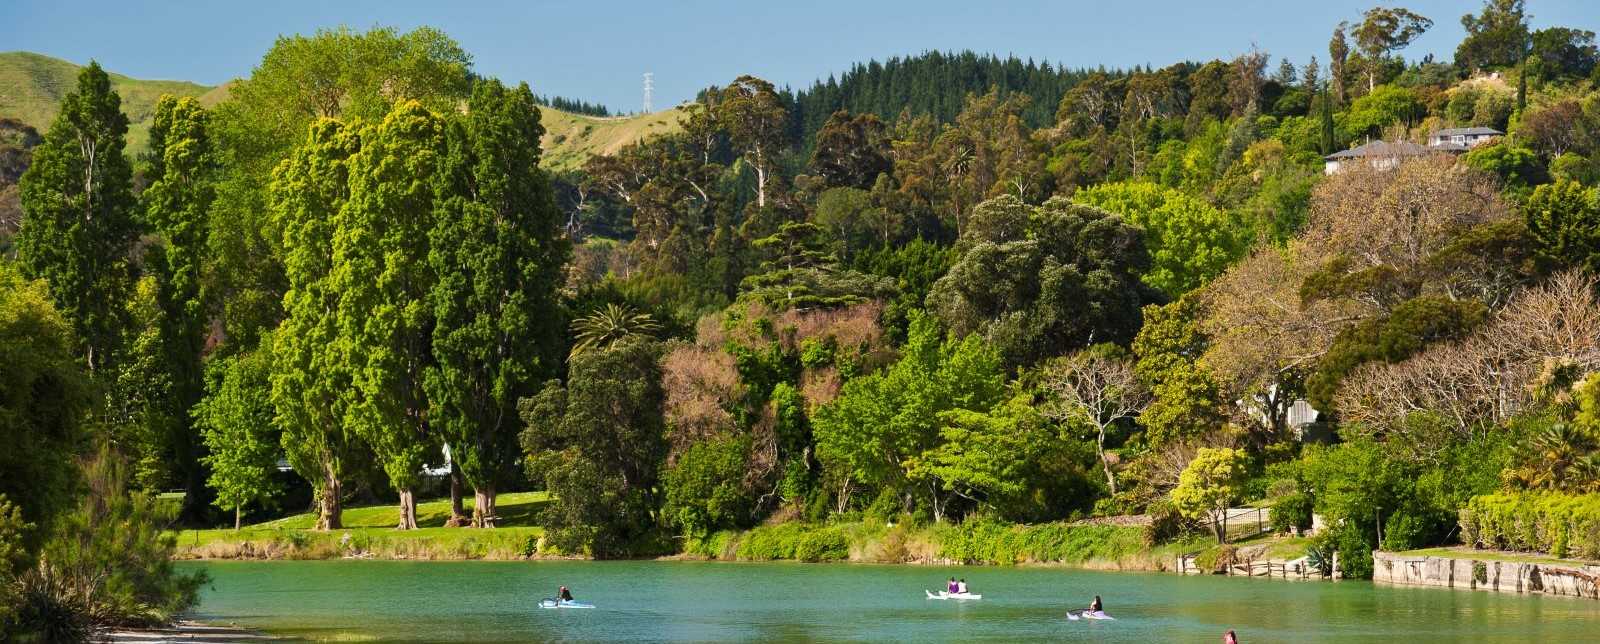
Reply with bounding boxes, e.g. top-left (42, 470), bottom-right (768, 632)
top-left (1459, 491), bottom-right (1600, 559)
